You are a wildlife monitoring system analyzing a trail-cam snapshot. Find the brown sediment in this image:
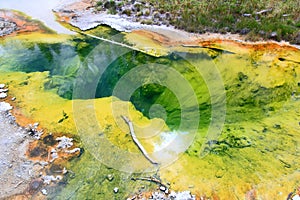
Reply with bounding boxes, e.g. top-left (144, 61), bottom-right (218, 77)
top-left (129, 29), bottom-right (300, 53)
top-left (131, 30), bottom-right (172, 45)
